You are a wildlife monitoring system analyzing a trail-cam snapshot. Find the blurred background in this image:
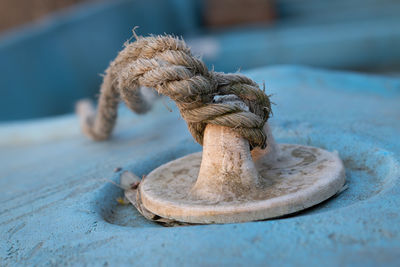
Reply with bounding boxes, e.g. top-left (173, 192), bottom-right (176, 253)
top-left (0, 0), bottom-right (399, 121)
